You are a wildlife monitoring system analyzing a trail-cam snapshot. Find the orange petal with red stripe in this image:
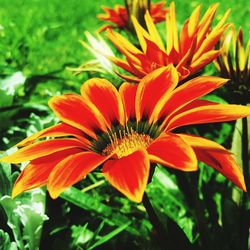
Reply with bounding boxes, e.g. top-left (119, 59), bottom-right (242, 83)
top-left (144, 37), bottom-right (169, 66)
top-left (167, 99), bottom-right (218, 118)
top-left (193, 24), bottom-right (230, 61)
top-left (160, 100), bottom-right (218, 131)
top-left (167, 104), bottom-right (250, 131)
top-left (12, 148), bottom-right (82, 198)
top-left (166, 2), bottom-right (179, 55)
top-left (49, 94), bottom-right (107, 139)
top-left (179, 134), bottom-right (246, 191)
top-left (196, 3), bottom-right (219, 47)
top-left (48, 151), bottom-right (110, 199)
top-left (106, 29), bottom-right (141, 60)
top-left (147, 133), bottom-right (197, 171)
top-left (116, 72), bottom-right (141, 82)
top-left (81, 78), bottom-right (125, 127)
top-left (119, 82), bottom-right (138, 122)
top-left (144, 11), bottom-right (165, 51)
top-left (135, 65), bottom-right (178, 124)
top-left (131, 15), bottom-right (151, 53)
top-left (16, 123), bottom-right (89, 147)
top-left (158, 76), bottom-right (228, 122)
top-left (190, 50), bottom-right (221, 74)
top-left (0, 139), bottom-right (85, 163)
top-left (102, 150), bottom-right (150, 203)
top-left (107, 55), bottom-right (137, 75)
